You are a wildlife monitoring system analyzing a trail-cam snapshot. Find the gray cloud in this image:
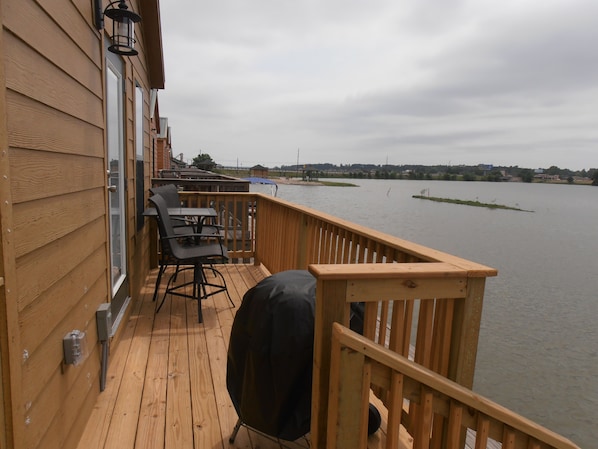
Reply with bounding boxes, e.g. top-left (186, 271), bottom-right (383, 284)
top-left (159, 0), bottom-right (598, 170)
